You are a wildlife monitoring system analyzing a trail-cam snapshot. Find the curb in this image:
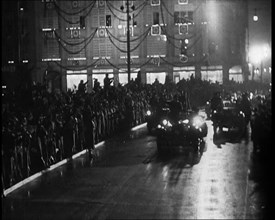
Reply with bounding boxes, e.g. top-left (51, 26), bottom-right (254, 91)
top-left (3, 141), bottom-right (105, 197)
top-left (3, 123), bottom-right (147, 197)
top-left (131, 123), bottom-right (147, 131)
